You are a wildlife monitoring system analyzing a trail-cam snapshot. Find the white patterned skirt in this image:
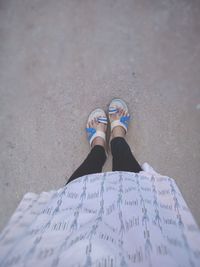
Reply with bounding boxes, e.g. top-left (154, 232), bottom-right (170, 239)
top-left (0, 164), bottom-right (200, 267)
